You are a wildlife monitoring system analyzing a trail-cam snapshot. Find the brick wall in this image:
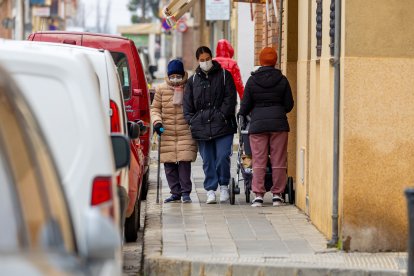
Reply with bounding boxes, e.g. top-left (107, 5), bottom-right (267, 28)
top-left (254, 0), bottom-right (280, 65)
top-left (0, 0), bottom-right (12, 39)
